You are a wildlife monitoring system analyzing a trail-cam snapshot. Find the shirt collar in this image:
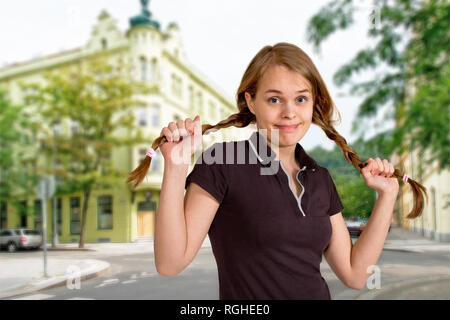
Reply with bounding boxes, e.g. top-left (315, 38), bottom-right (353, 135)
top-left (247, 130), bottom-right (319, 170)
